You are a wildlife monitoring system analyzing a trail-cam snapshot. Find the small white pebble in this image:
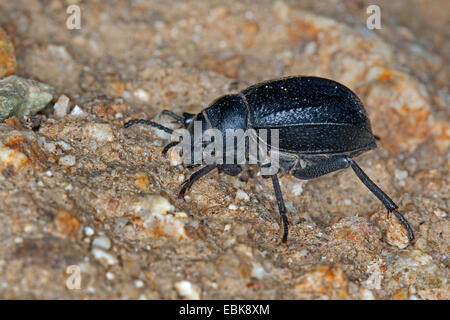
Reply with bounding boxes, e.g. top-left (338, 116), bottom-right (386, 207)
top-left (134, 280), bottom-right (144, 288)
top-left (291, 182), bottom-right (305, 196)
top-left (235, 189), bottom-right (250, 202)
top-left (130, 195), bottom-right (174, 216)
top-left (395, 169), bottom-right (408, 186)
top-left (304, 42), bottom-right (317, 55)
top-left (228, 204), bottom-right (237, 210)
top-left (395, 169), bottom-right (408, 180)
top-left (91, 248), bottom-right (117, 265)
top-left (92, 236), bottom-right (111, 250)
top-left (174, 280), bottom-right (201, 300)
top-left (245, 10), bottom-right (254, 19)
top-left (14, 237), bottom-right (23, 244)
top-left (70, 105), bottom-right (87, 116)
top-left (84, 226), bottom-right (95, 237)
top-left (106, 272), bottom-right (115, 280)
top-left (53, 94), bottom-right (70, 119)
top-left (344, 199), bottom-right (353, 205)
top-left (58, 155), bottom-right (76, 167)
top-left (251, 264), bottom-right (267, 280)
top-left (134, 88), bottom-right (150, 102)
